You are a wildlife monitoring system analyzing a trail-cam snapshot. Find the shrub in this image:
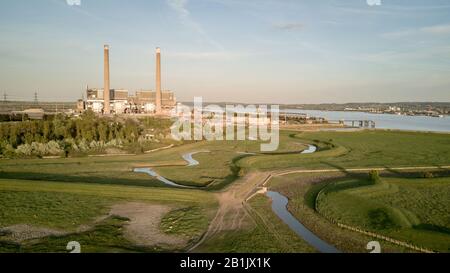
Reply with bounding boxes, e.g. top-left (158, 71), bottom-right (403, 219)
top-left (31, 142), bottom-right (46, 156)
top-left (47, 141), bottom-right (63, 155)
top-left (16, 144), bottom-right (32, 156)
top-left (78, 139), bottom-right (89, 153)
top-left (369, 170), bottom-right (380, 183)
top-left (368, 208), bottom-right (398, 230)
